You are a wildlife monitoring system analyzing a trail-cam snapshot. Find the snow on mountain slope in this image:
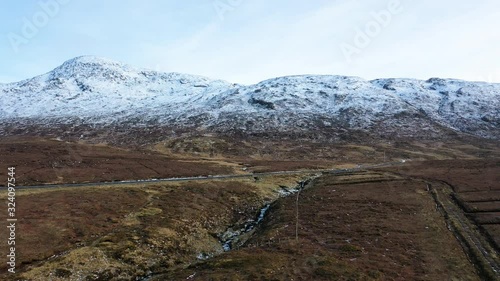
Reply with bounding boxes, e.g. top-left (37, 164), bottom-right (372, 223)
top-left (373, 78), bottom-right (500, 137)
top-left (0, 56), bottom-right (499, 140)
top-left (199, 75), bottom-right (499, 138)
top-left (0, 56), bottom-right (237, 121)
